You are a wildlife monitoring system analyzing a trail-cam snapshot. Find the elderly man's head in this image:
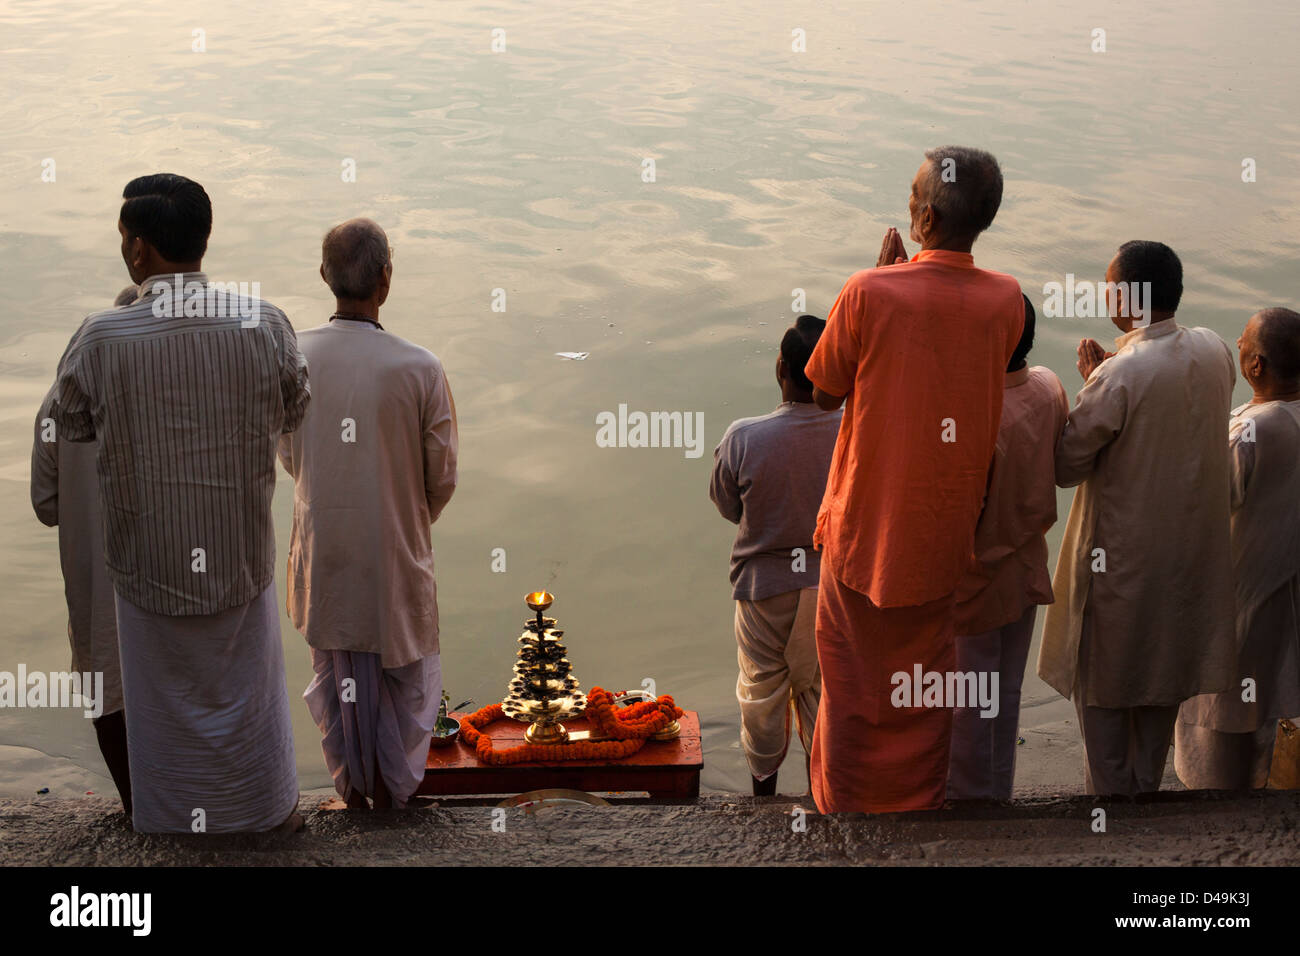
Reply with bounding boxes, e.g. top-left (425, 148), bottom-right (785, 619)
top-left (321, 218), bottom-right (391, 305)
top-left (1239, 307), bottom-right (1300, 394)
top-left (908, 146), bottom-right (1004, 250)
